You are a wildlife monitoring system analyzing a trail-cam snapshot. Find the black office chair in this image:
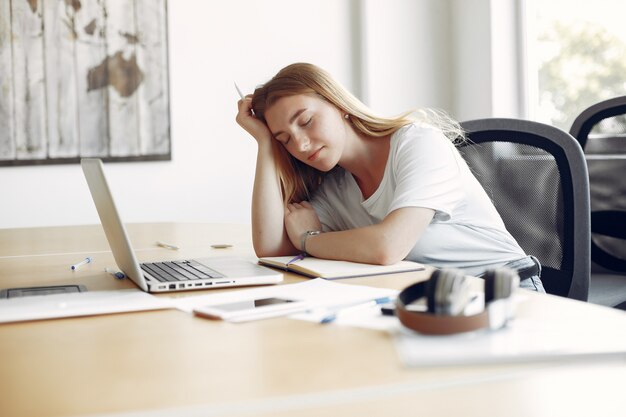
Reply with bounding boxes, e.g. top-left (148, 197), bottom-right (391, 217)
top-left (459, 118), bottom-right (590, 301)
top-left (570, 96), bottom-right (626, 310)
